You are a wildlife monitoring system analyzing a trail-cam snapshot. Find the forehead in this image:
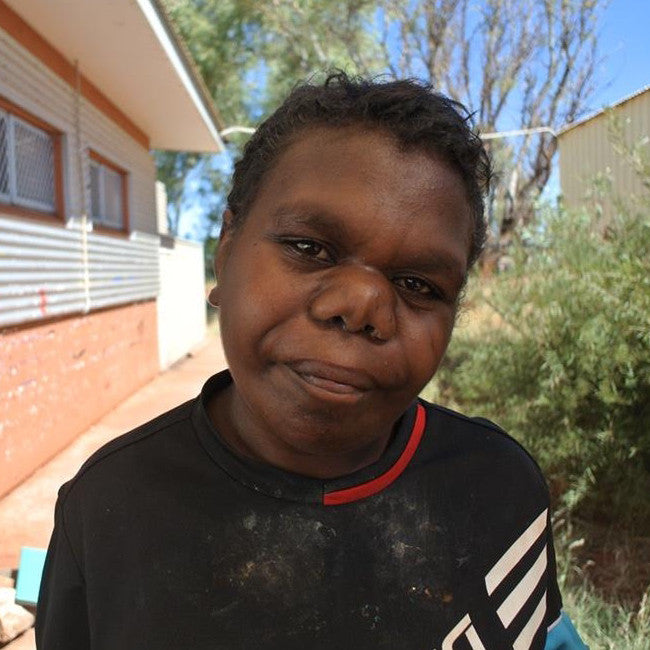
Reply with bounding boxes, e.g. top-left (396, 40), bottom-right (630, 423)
top-left (268, 125), bottom-right (466, 198)
top-left (244, 126), bottom-right (472, 269)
